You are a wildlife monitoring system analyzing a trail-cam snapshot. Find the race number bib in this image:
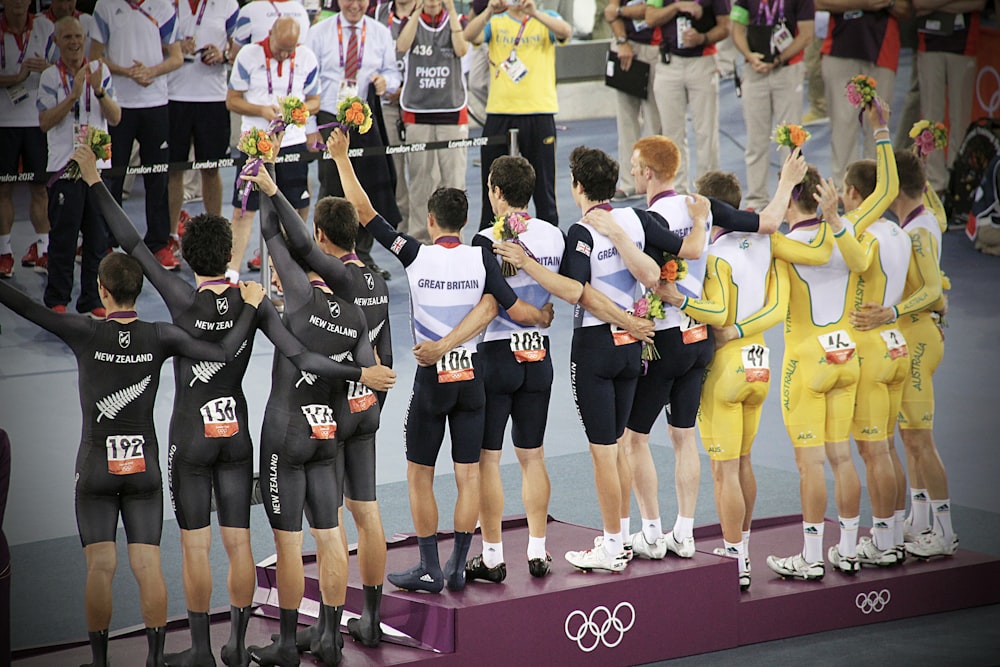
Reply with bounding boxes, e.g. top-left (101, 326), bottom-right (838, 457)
top-left (509, 330), bottom-right (546, 363)
top-left (301, 404), bottom-right (337, 439)
top-left (346, 380), bottom-right (377, 413)
top-left (741, 344), bottom-right (770, 383)
top-left (818, 329), bottom-right (856, 364)
top-left (500, 51), bottom-right (528, 83)
top-left (681, 314), bottom-right (708, 345)
top-left (771, 23), bottom-right (794, 52)
top-left (676, 15), bottom-right (693, 45)
top-left (610, 322), bottom-right (637, 346)
top-left (437, 347), bottom-right (475, 383)
top-left (199, 397), bottom-right (239, 438)
top-left (880, 328), bottom-right (909, 360)
top-left (105, 435), bottom-right (146, 475)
